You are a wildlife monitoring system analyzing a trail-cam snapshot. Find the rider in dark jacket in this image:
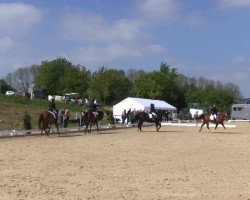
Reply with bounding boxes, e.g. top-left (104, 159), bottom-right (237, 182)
top-left (150, 103), bottom-right (156, 118)
top-left (48, 98), bottom-right (57, 120)
top-left (49, 98), bottom-right (56, 111)
top-left (87, 98), bottom-right (99, 118)
top-left (211, 104), bottom-right (219, 122)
